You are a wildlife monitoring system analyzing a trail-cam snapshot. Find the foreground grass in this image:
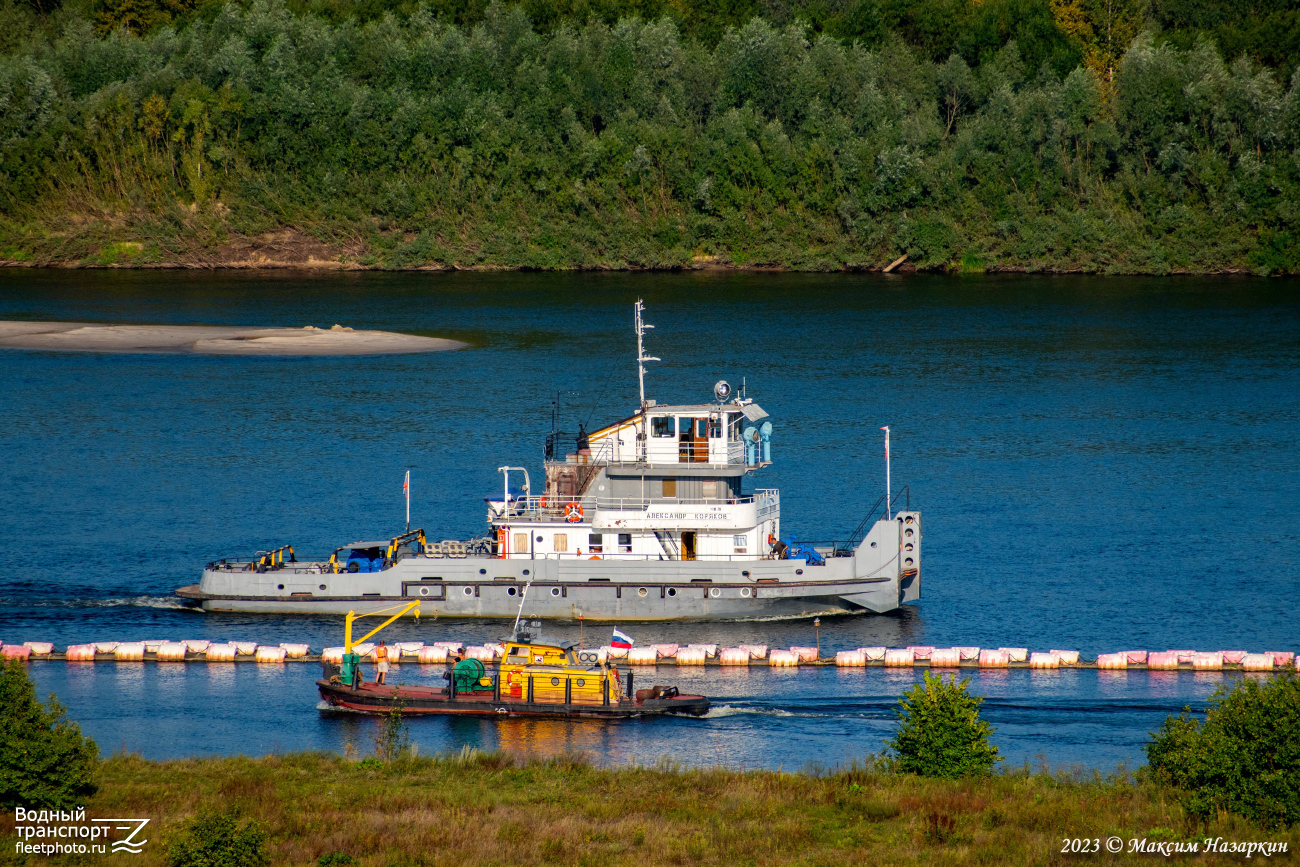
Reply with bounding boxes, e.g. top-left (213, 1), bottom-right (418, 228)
top-left (4, 750), bottom-right (1297, 866)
